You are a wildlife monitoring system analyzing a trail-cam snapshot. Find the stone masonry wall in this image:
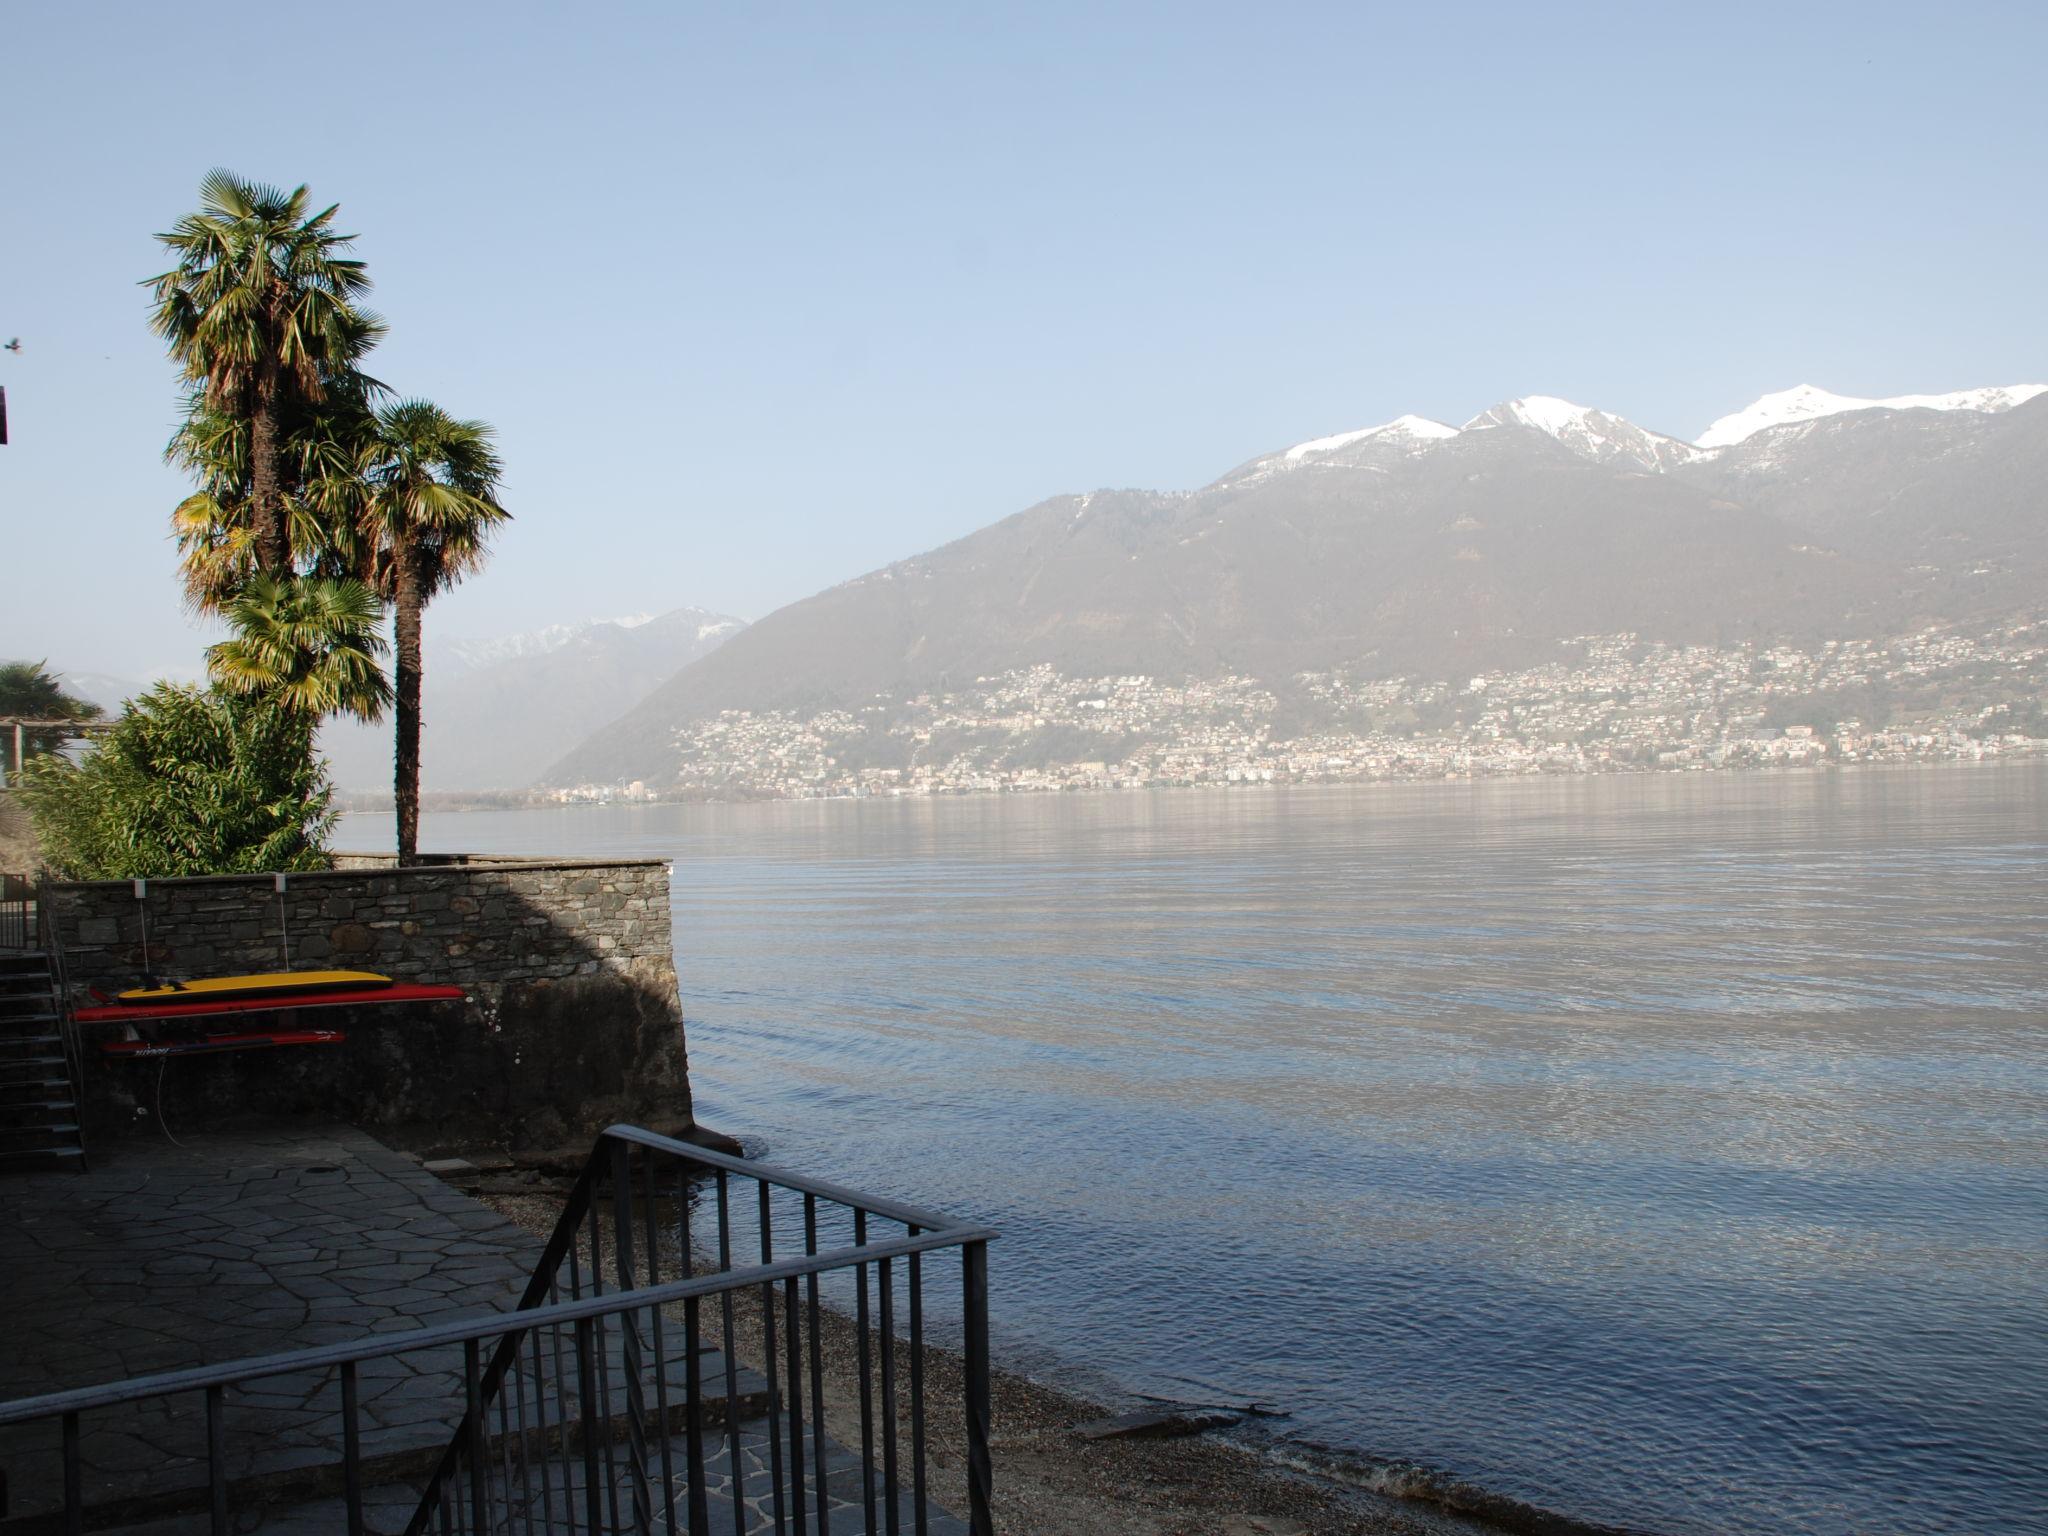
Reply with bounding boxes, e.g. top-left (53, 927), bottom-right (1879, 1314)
top-left (46, 858), bottom-right (692, 1150)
